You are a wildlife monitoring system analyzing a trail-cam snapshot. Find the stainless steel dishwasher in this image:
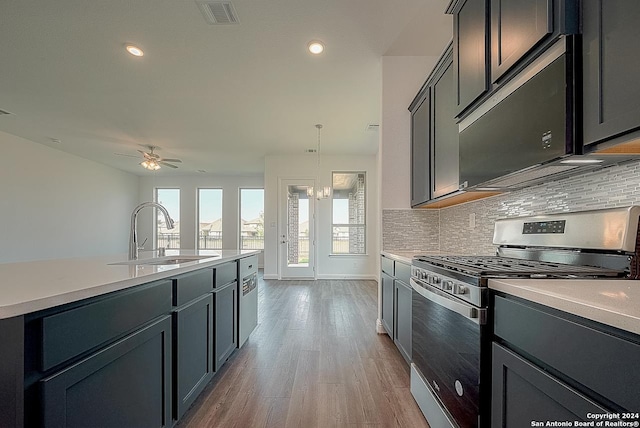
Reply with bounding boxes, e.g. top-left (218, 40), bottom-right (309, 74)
top-left (238, 255), bottom-right (258, 347)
